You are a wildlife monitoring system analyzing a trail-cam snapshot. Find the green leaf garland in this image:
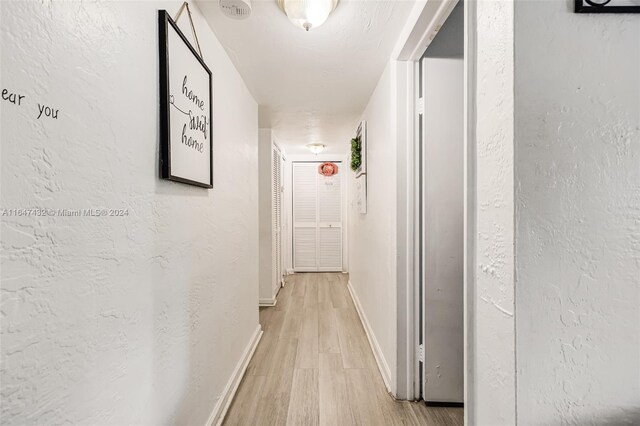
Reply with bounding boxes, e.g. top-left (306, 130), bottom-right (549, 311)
top-left (350, 136), bottom-right (362, 172)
